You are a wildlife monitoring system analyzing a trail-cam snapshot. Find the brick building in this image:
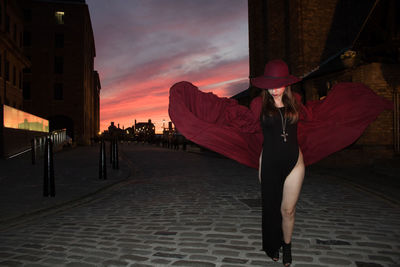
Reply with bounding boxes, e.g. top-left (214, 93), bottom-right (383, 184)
top-left (0, 0), bottom-right (30, 109)
top-left (21, 0), bottom-right (100, 144)
top-left (247, 0), bottom-right (399, 158)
